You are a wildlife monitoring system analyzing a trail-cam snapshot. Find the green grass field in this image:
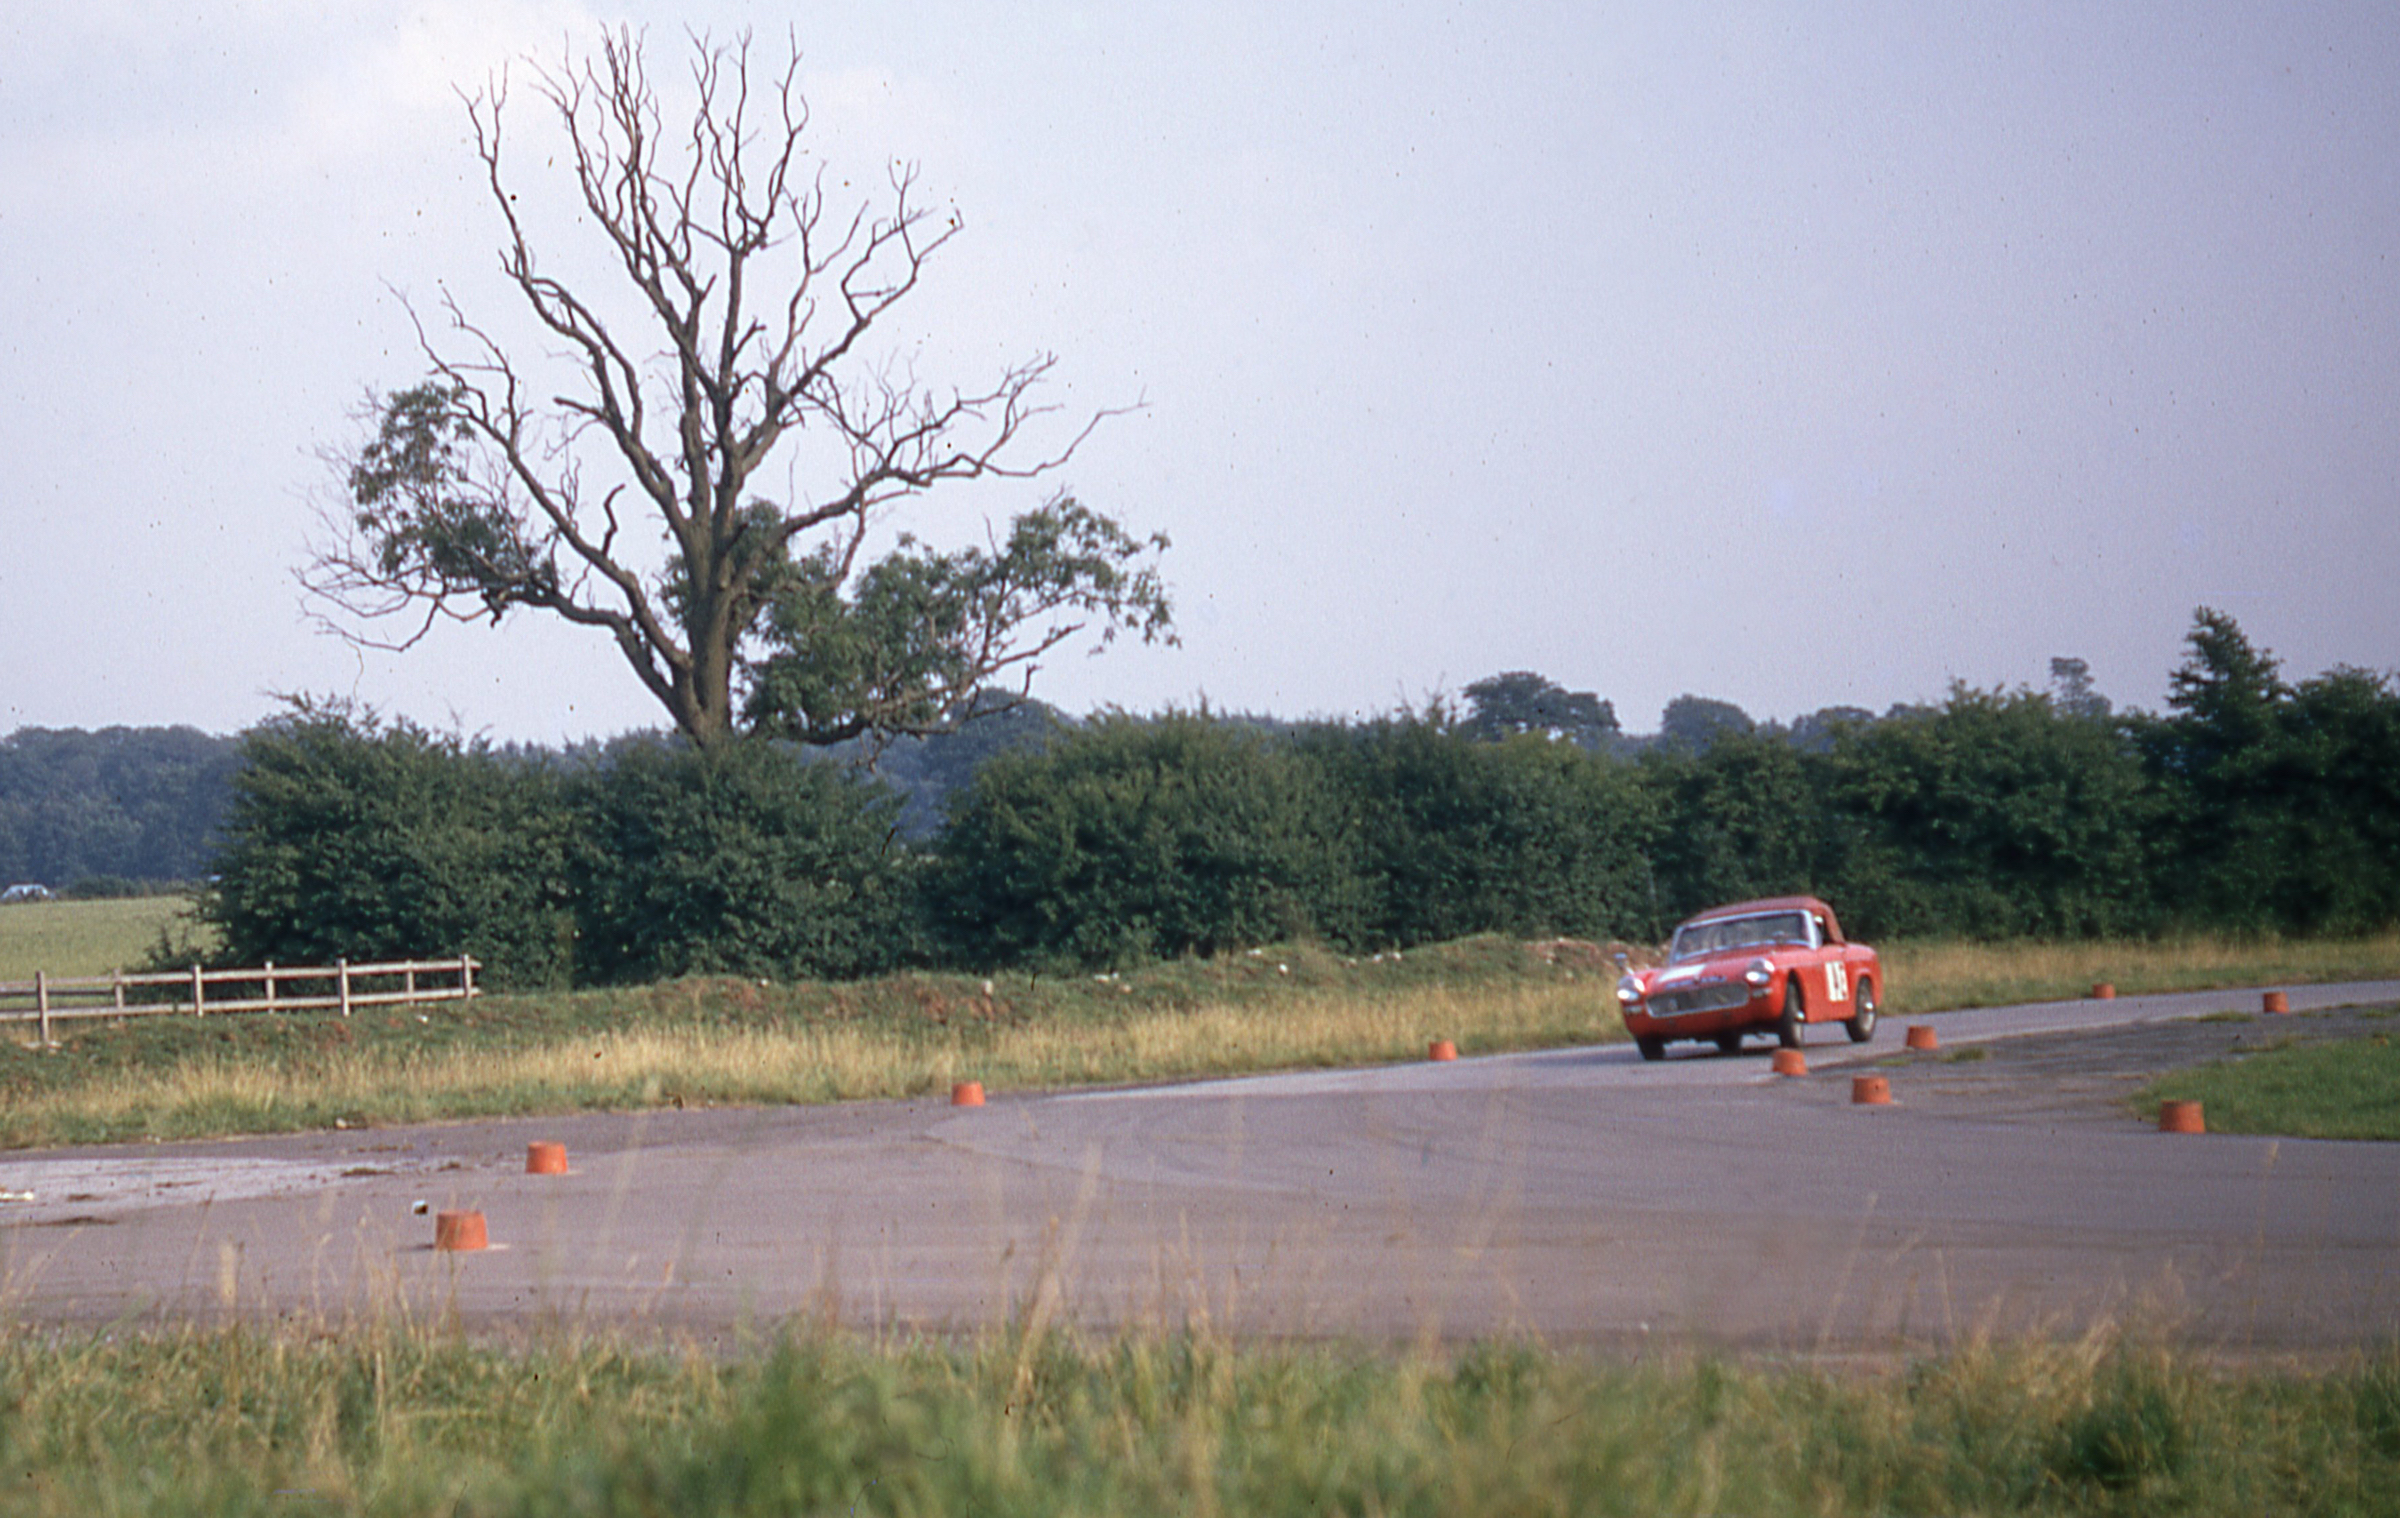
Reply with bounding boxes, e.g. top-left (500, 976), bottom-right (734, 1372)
top-left (0, 1320), bottom-right (2393, 1517)
top-left (0, 895), bottom-right (212, 982)
top-left (2141, 1024), bottom-right (2400, 1140)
